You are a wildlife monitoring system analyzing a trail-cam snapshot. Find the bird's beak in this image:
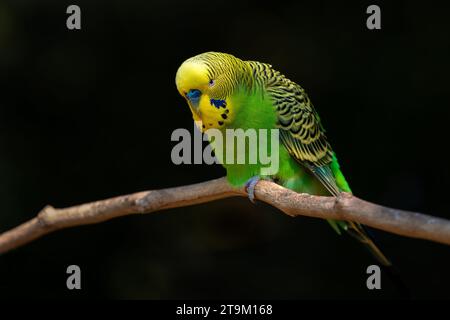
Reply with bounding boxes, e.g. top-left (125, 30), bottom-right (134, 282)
top-left (183, 95), bottom-right (201, 120)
